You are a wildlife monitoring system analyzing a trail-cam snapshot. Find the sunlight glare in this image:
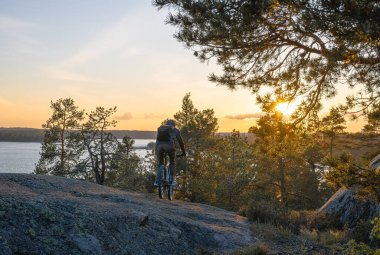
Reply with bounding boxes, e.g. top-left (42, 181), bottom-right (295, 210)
top-left (275, 102), bottom-right (297, 115)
